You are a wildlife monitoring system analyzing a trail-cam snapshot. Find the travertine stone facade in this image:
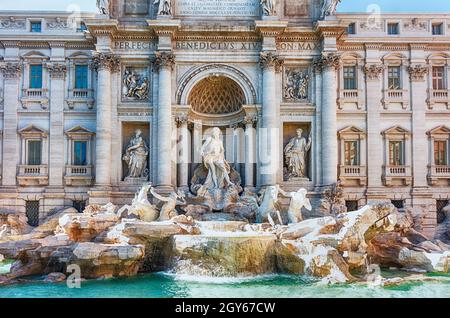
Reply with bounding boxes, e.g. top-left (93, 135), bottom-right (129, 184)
top-left (0, 1), bottom-right (449, 238)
